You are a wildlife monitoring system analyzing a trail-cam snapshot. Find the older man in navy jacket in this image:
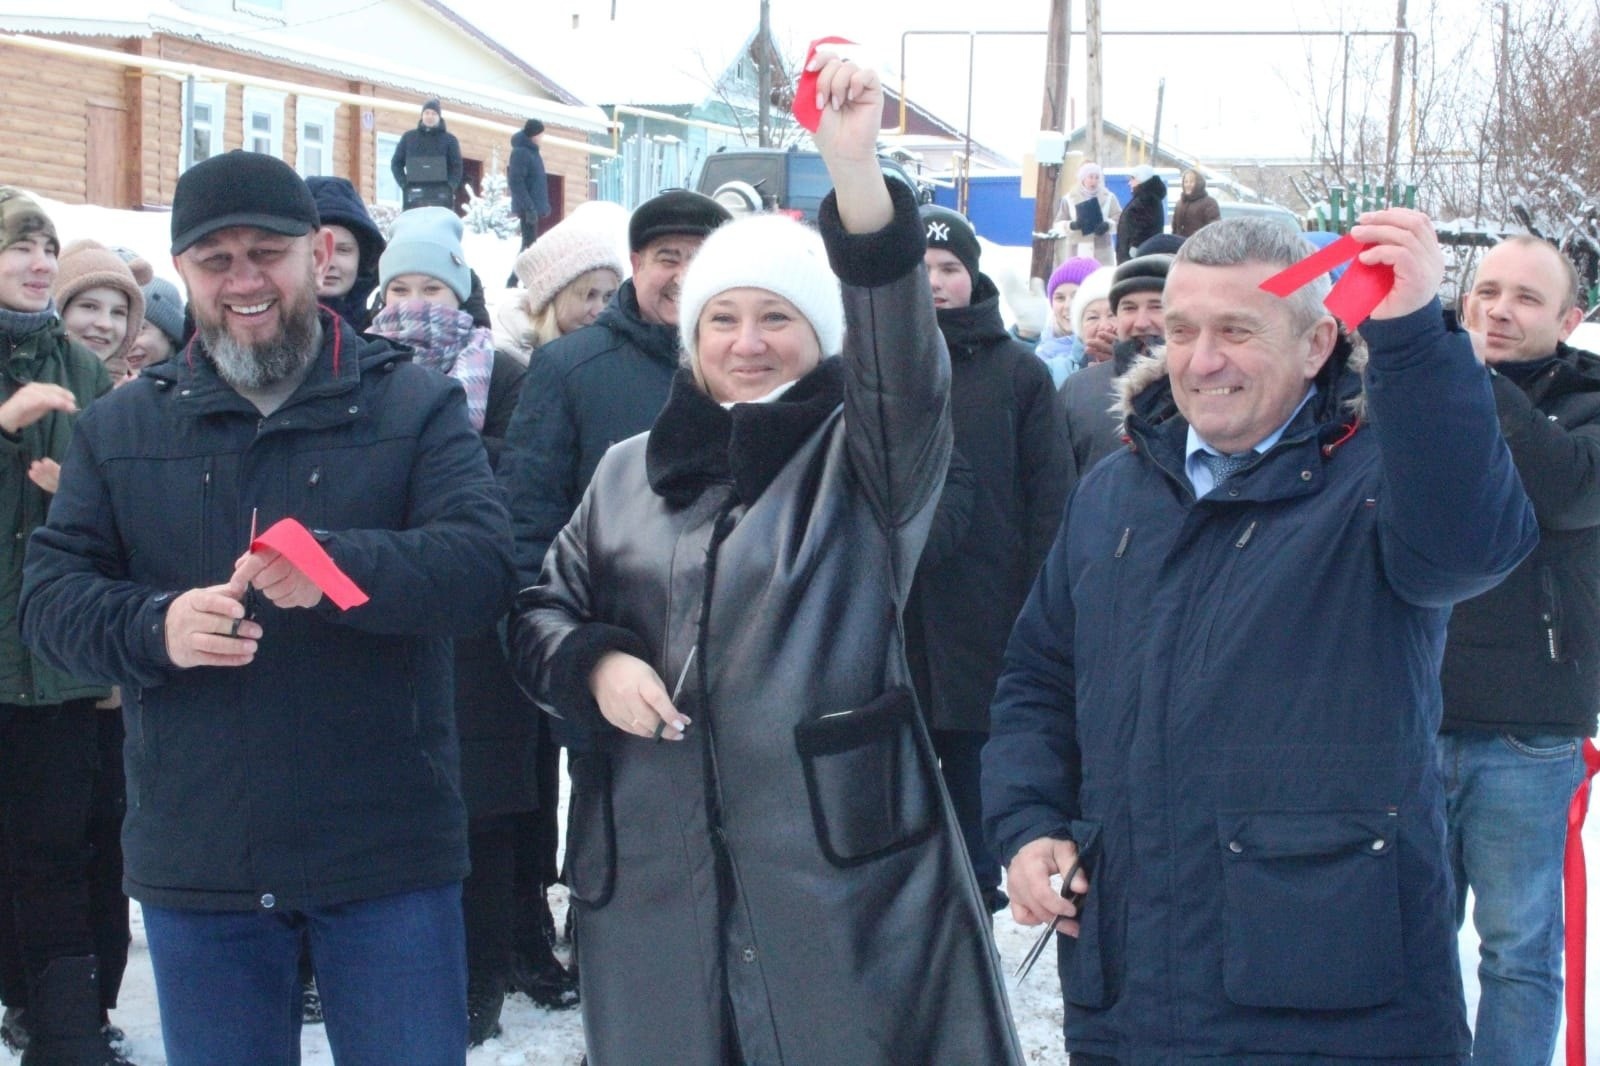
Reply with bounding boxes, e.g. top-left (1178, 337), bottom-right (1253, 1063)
top-left (19, 151), bottom-right (514, 1064)
top-left (985, 211), bottom-right (1537, 1063)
